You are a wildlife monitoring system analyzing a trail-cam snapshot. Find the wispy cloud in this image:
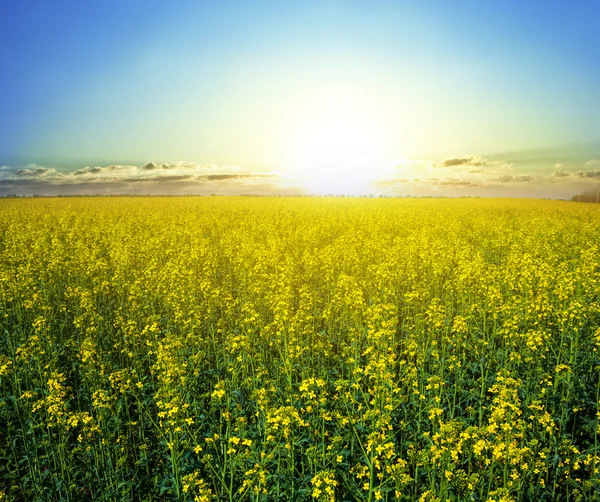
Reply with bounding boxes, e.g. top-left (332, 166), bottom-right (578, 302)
top-left (488, 175), bottom-right (535, 183)
top-left (428, 177), bottom-right (482, 187)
